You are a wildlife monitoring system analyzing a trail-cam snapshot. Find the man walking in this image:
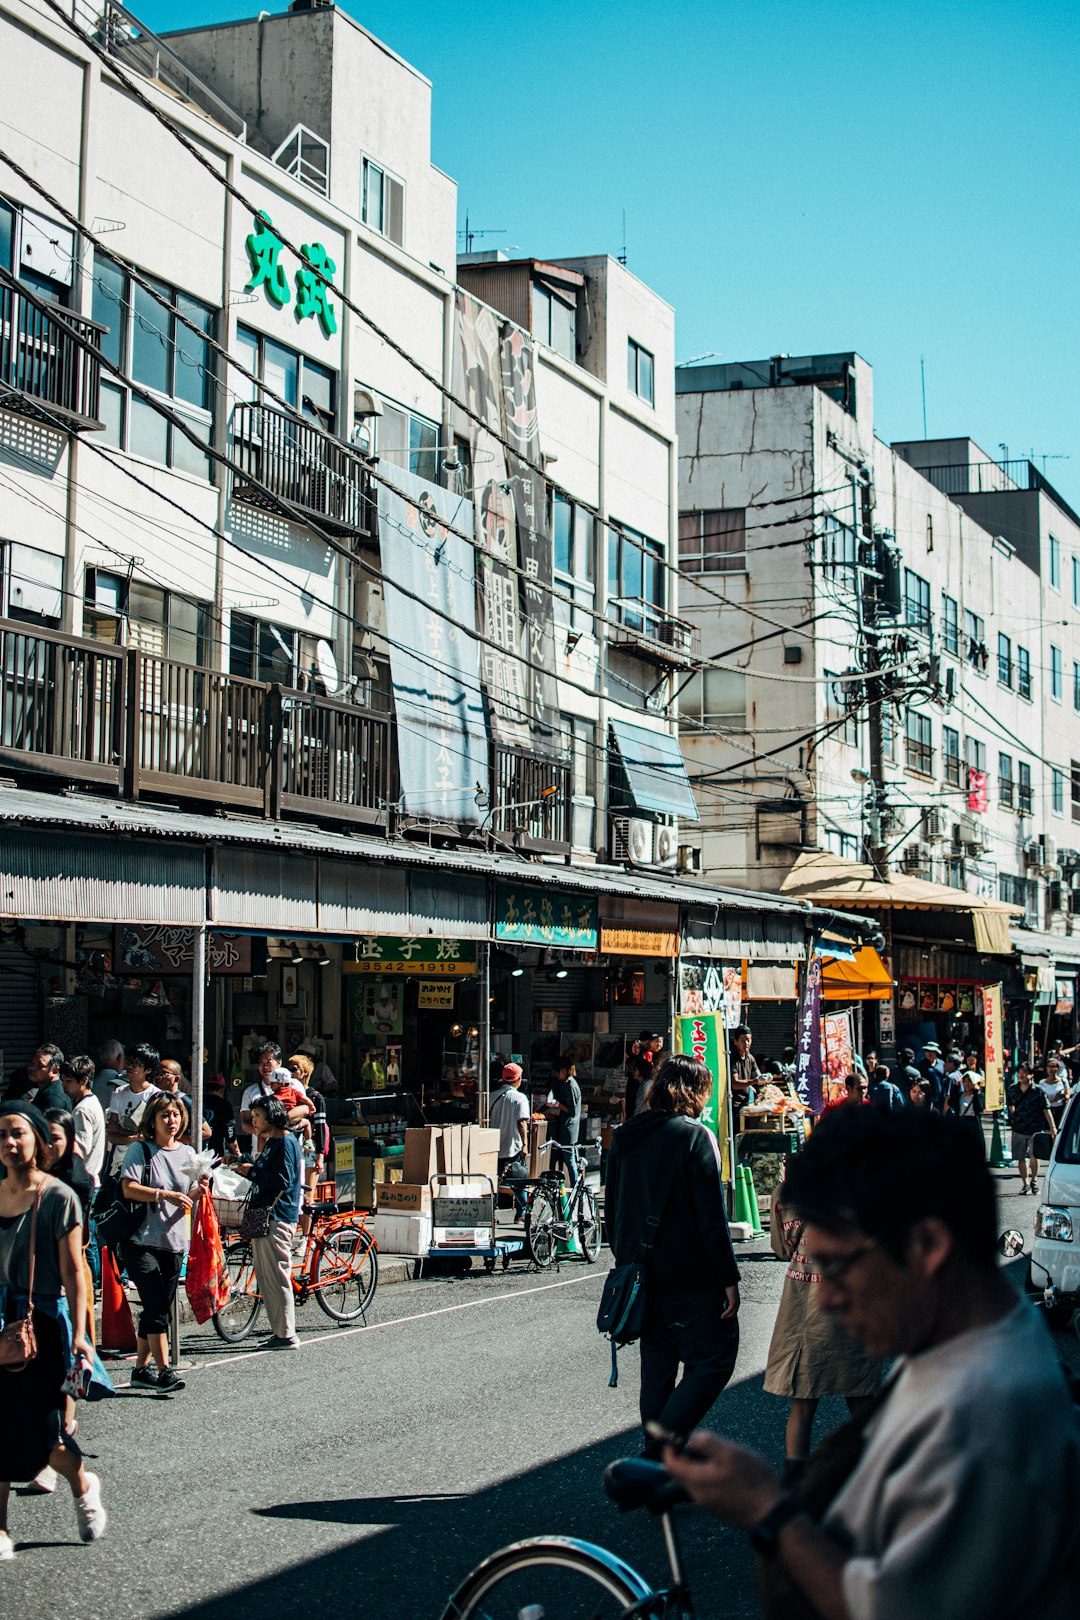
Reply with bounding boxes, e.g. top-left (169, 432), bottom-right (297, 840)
top-left (1006, 1066), bottom-right (1056, 1195)
top-left (490, 1062), bottom-right (530, 1219)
